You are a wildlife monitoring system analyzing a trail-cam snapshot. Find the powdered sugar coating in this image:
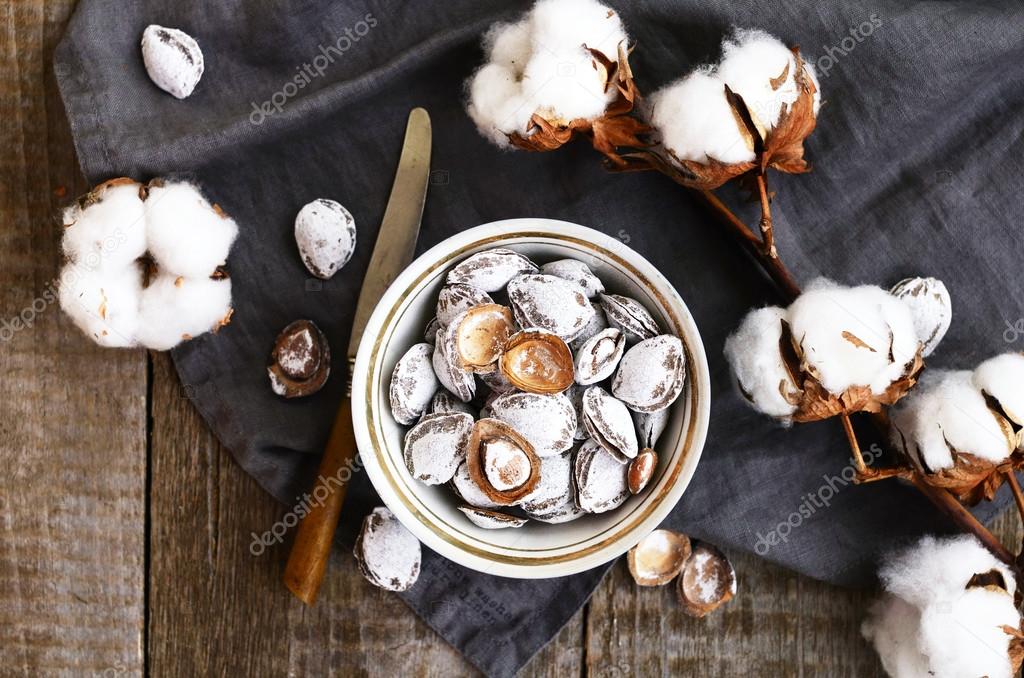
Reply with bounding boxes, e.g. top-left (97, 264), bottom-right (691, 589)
top-left (403, 412), bottom-right (473, 484)
top-left (489, 391), bottom-right (576, 457)
top-left (600, 293), bottom-right (660, 344)
top-left (540, 259), bottom-right (605, 298)
top-left (525, 499), bottom-right (585, 524)
top-left (431, 328), bottom-right (475, 402)
top-left (141, 25), bottom-right (204, 99)
top-left (482, 437), bottom-right (532, 491)
top-left (436, 284), bottom-right (494, 327)
top-left (450, 461), bottom-right (501, 509)
top-left (294, 198), bottom-right (356, 280)
top-left (582, 385), bottom-right (639, 461)
top-left (574, 438), bottom-right (630, 513)
top-left (564, 383), bottom-right (589, 441)
top-left (446, 248), bottom-right (538, 292)
top-left (430, 390), bottom-right (477, 417)
top-left (354, 507), bottom-right (421, 592)
top-left (569, 303), bottom-right (609, 351)
top-left (633, 408), bottom-right (670, 449)
top-left (612, 335), bottom-right (686, 413)
top-left (508, 274), bottom-right (596, 341)
top-left (521, 451), bottom-right (574, 514)
top-left (457, 506), bottom-right (527, 529)
top-left (575, 327), bottom-right (625, 385)
top-left (389, 343), bottom-right (440, 425)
